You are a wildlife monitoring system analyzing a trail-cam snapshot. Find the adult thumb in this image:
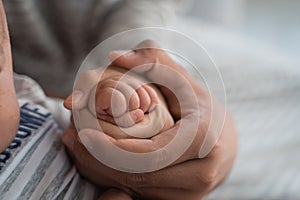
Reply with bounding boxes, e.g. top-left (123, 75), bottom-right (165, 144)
top-left (64, 90), bottom-right (89, 110)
